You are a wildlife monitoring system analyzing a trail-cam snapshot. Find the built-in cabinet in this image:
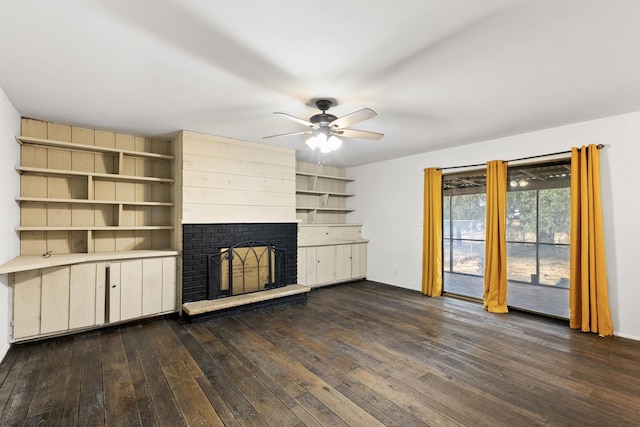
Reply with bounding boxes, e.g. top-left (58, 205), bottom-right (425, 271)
top-left (296, 161), bottom-right (368, 287)
top-left (13, 262), bottom-right (106, 339)
top-left (10, 254), bottom-right (176, 341)
top-left (1, 119), bottom-right (180, 342)
top-left (298, 241), bottom-right (367, 287)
